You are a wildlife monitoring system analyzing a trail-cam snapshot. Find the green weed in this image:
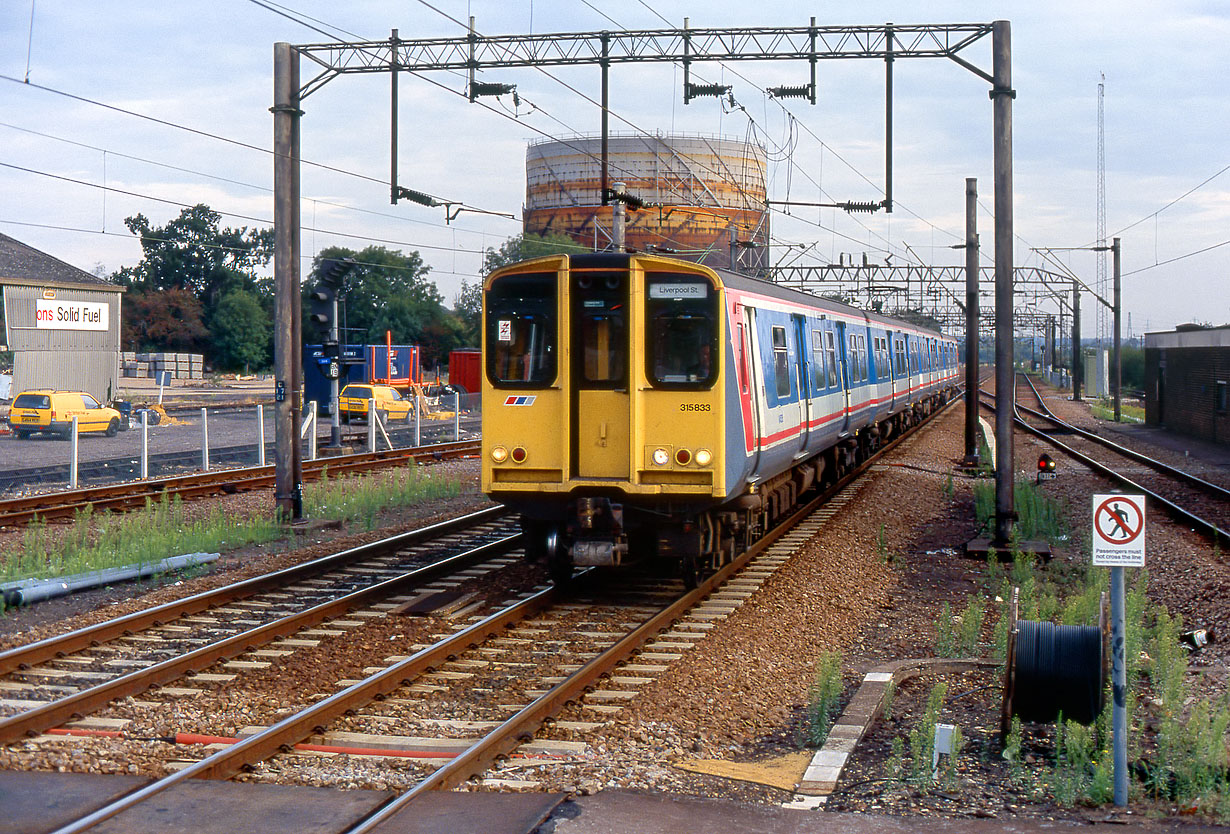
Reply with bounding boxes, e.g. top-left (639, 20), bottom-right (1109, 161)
top-left (804, 650), bottom-right (844, 747)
